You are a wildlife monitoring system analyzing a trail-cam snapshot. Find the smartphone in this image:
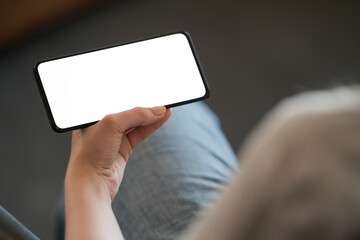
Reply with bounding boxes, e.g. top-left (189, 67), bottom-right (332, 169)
top-left (34, 32), bottom-right (210, 132)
